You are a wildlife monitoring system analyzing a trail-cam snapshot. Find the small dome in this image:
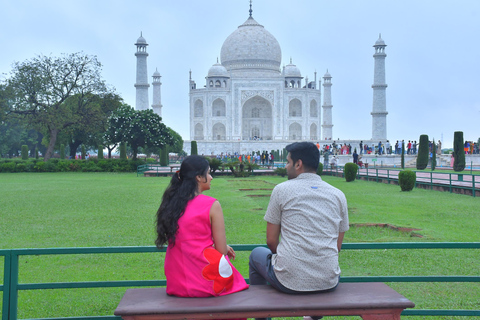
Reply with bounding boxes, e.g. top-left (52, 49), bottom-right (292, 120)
top-left (283, 61), bottom-right (301, 77)
top-left (324, 70), bottom-right (331, 78)
top-left (136, 33), bottom-right (147, 45)
top-left (208, 63), bottom-right (229, 78)
top-left (153, 69), bottom-right (160, 77)
top-left (374, 34), bottom-right (386, 46)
